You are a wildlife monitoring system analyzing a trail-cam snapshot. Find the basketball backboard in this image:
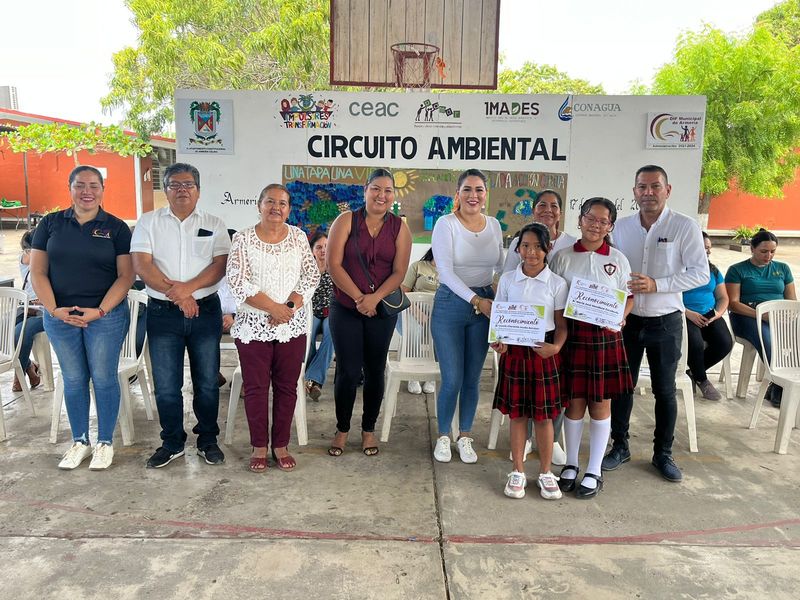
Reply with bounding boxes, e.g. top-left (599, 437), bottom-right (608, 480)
top-left (330, 0), bottom-right (501, 89)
